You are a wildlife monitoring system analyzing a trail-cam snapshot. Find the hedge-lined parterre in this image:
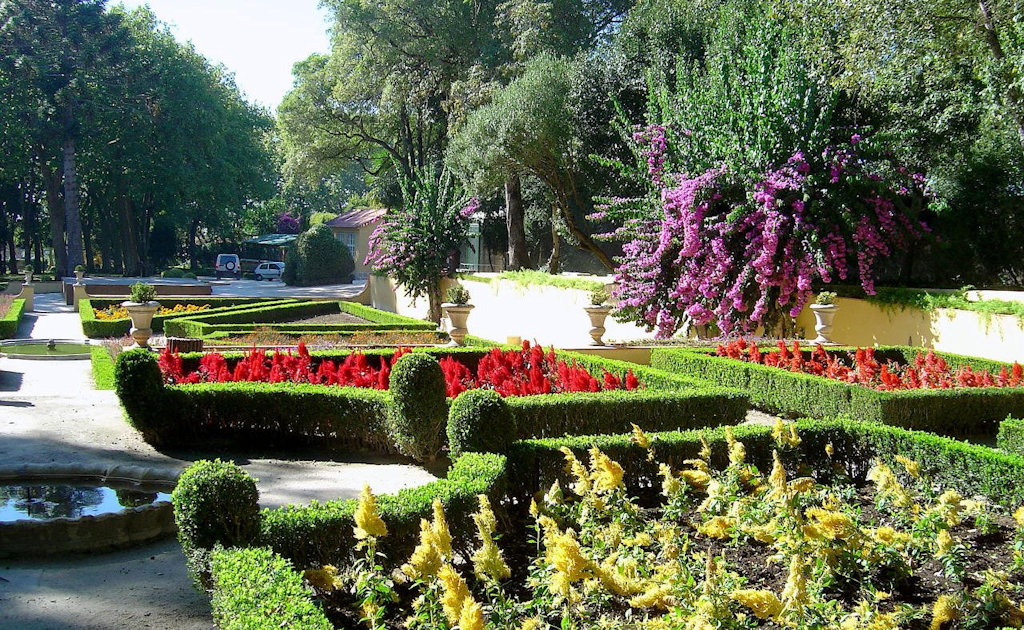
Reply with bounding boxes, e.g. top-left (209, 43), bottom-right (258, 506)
top-left (80, 297), bottom-right (298, 337)
top-left (0, 298), bottom-right (25, 339)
